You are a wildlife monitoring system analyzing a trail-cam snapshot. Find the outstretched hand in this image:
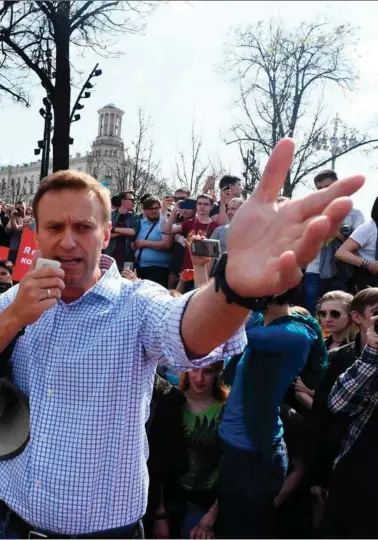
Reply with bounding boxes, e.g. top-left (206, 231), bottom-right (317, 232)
top-left (226, 138), bottom-right (364, 297)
